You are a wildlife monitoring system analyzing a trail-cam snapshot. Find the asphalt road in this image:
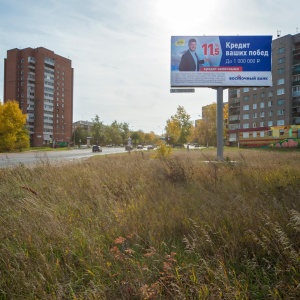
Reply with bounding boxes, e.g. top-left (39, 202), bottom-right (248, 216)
top-left (0, 147), bottom-right (127, 168)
